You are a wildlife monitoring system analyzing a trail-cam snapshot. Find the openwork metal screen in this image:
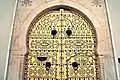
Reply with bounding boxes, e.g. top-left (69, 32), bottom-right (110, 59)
top-left (24, 9), bottom-right (101, 80)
